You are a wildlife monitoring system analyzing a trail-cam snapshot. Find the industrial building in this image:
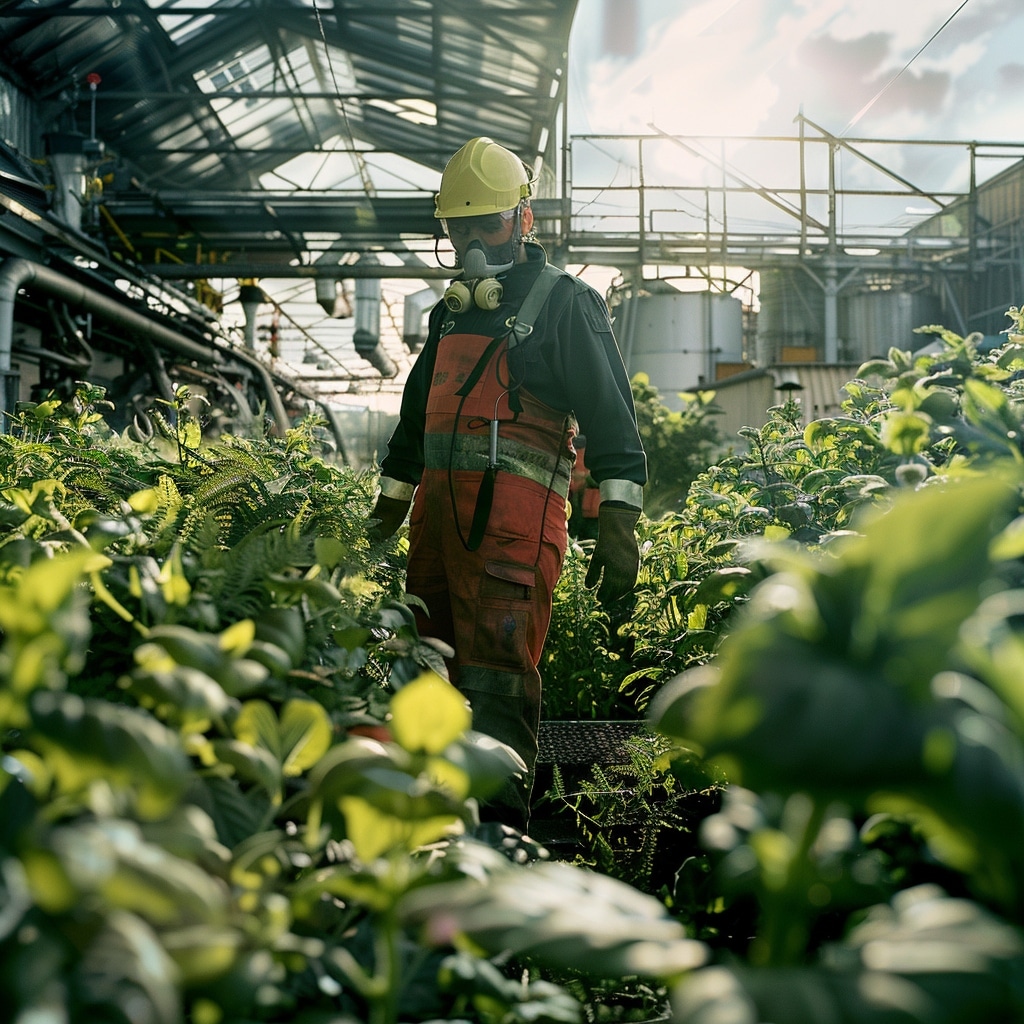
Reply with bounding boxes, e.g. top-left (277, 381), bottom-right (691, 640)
top-left (2, 1), bottom-right (1023, 453)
